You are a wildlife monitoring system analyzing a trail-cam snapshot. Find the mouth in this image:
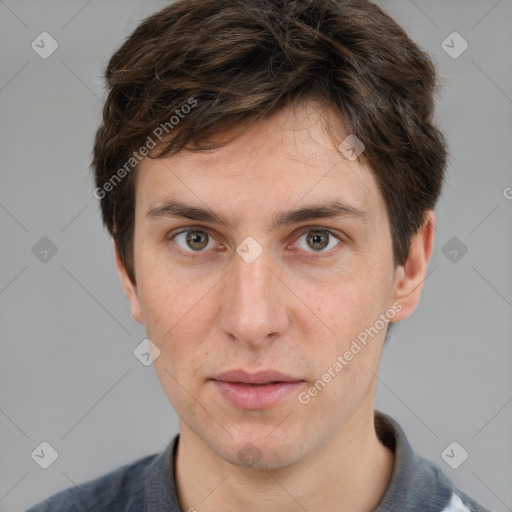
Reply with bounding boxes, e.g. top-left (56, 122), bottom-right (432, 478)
top-left (210, 369), bottom-right (305, 410)
top-left (212, 369), bottom-right (304, 385)
top-left (224, 381), bottom-right (284, 386)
